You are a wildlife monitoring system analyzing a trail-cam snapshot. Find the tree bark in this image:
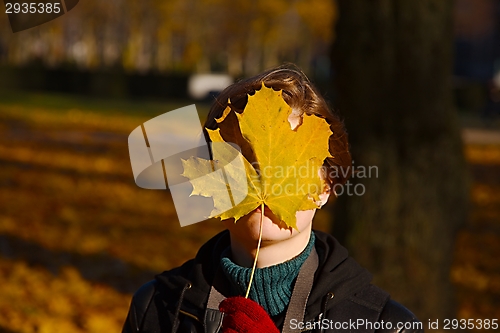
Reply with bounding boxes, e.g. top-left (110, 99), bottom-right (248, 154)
top-left (331, 0), bottom-right (469, 323)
